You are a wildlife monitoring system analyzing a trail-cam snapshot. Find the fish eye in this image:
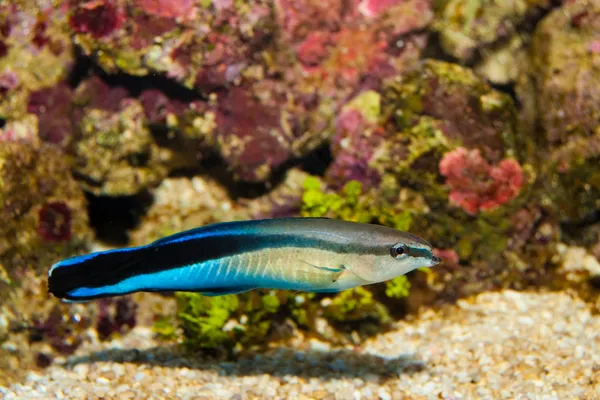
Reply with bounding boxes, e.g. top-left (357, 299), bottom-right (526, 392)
top-left (390, 244), bottom-right (409, 258)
